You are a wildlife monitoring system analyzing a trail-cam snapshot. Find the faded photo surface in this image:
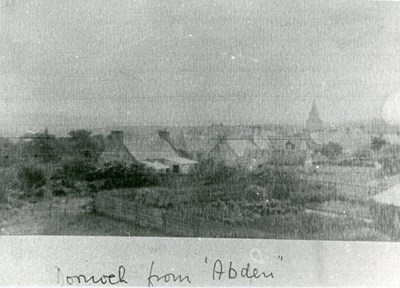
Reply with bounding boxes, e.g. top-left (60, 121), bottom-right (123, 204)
top-left (1, 0), bottom-right (400, 241)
